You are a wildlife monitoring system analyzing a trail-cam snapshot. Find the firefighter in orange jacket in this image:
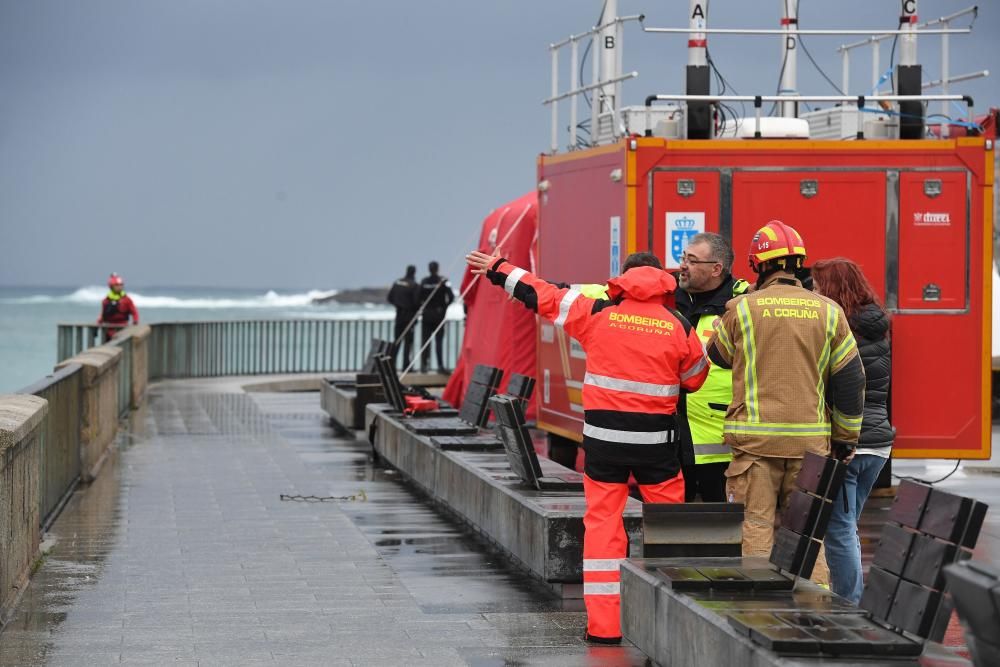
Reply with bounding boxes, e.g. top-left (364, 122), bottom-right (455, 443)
top-left (467, 249), bottom-right (708, 644)
top-left (706, 221), bottom-right (865, 562)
